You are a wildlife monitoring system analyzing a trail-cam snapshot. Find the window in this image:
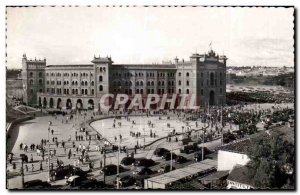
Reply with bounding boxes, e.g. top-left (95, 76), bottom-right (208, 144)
top-left (147, 81), bottom-right (150, 86)
top-left (136, 89), bottom-right (139, 94)
top-left (178, 80), bottom-right (181, 86)
top-left (186, 72), bottom-right (190, 77)
top-left (85, 81), bottom-right (88, 86)
top-left (147, 89), bottom-right (150, 94)
top-left (178, 72), bottom-right (181, 76)
top-left (99, 76), bottom-right (103, 82)
top-left (81, 81), bottom-right (84, 86)
top-left (136, 81), bottom-right (139, 86)
top-left (85, 89), bottom-right (88, 95)
top-left (162, 81), bottom-right (165, 86)
top-left (186, 89), bottom-right (190, 94)
top-left (39, 89), bottom-right (43, 93)
top-left (140, 89), bottom-right (144, 94)
top-left (210, 73), bottom-right (214, 86)
top-left (201, 89), bottom-right (203, 95)
top-left (29, 72), bottom-right (33, 77)
top-left (91, 89), bottom-right (94, 95)
top-left (151, 81), bottom-right (154, 86)
top-left (151, 89), bottom-right (154, 93)
top-left (158, 81), bottom-right (161, 86)
top-left (81, 89), bottom-right (84, 95)
top-left (29, 80), bottom-right (33, 85)
top-left (186, 80), bottom-right (189, 86)
top-left (91, 81), bottom-right (94, 86)
top-left (39, 72), bottom-right (43, 77)
top-left (140, 81), bottom-right (143, 86)
top-left (99, 85), bottom-right (103, 91)
top-left (39, 79), bottom-right (42, 85)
